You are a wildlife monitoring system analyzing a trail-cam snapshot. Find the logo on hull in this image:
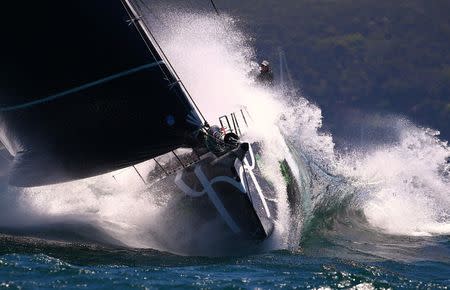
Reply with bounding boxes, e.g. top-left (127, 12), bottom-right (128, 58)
top-left (175, 144), bottom-right (271, 233)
